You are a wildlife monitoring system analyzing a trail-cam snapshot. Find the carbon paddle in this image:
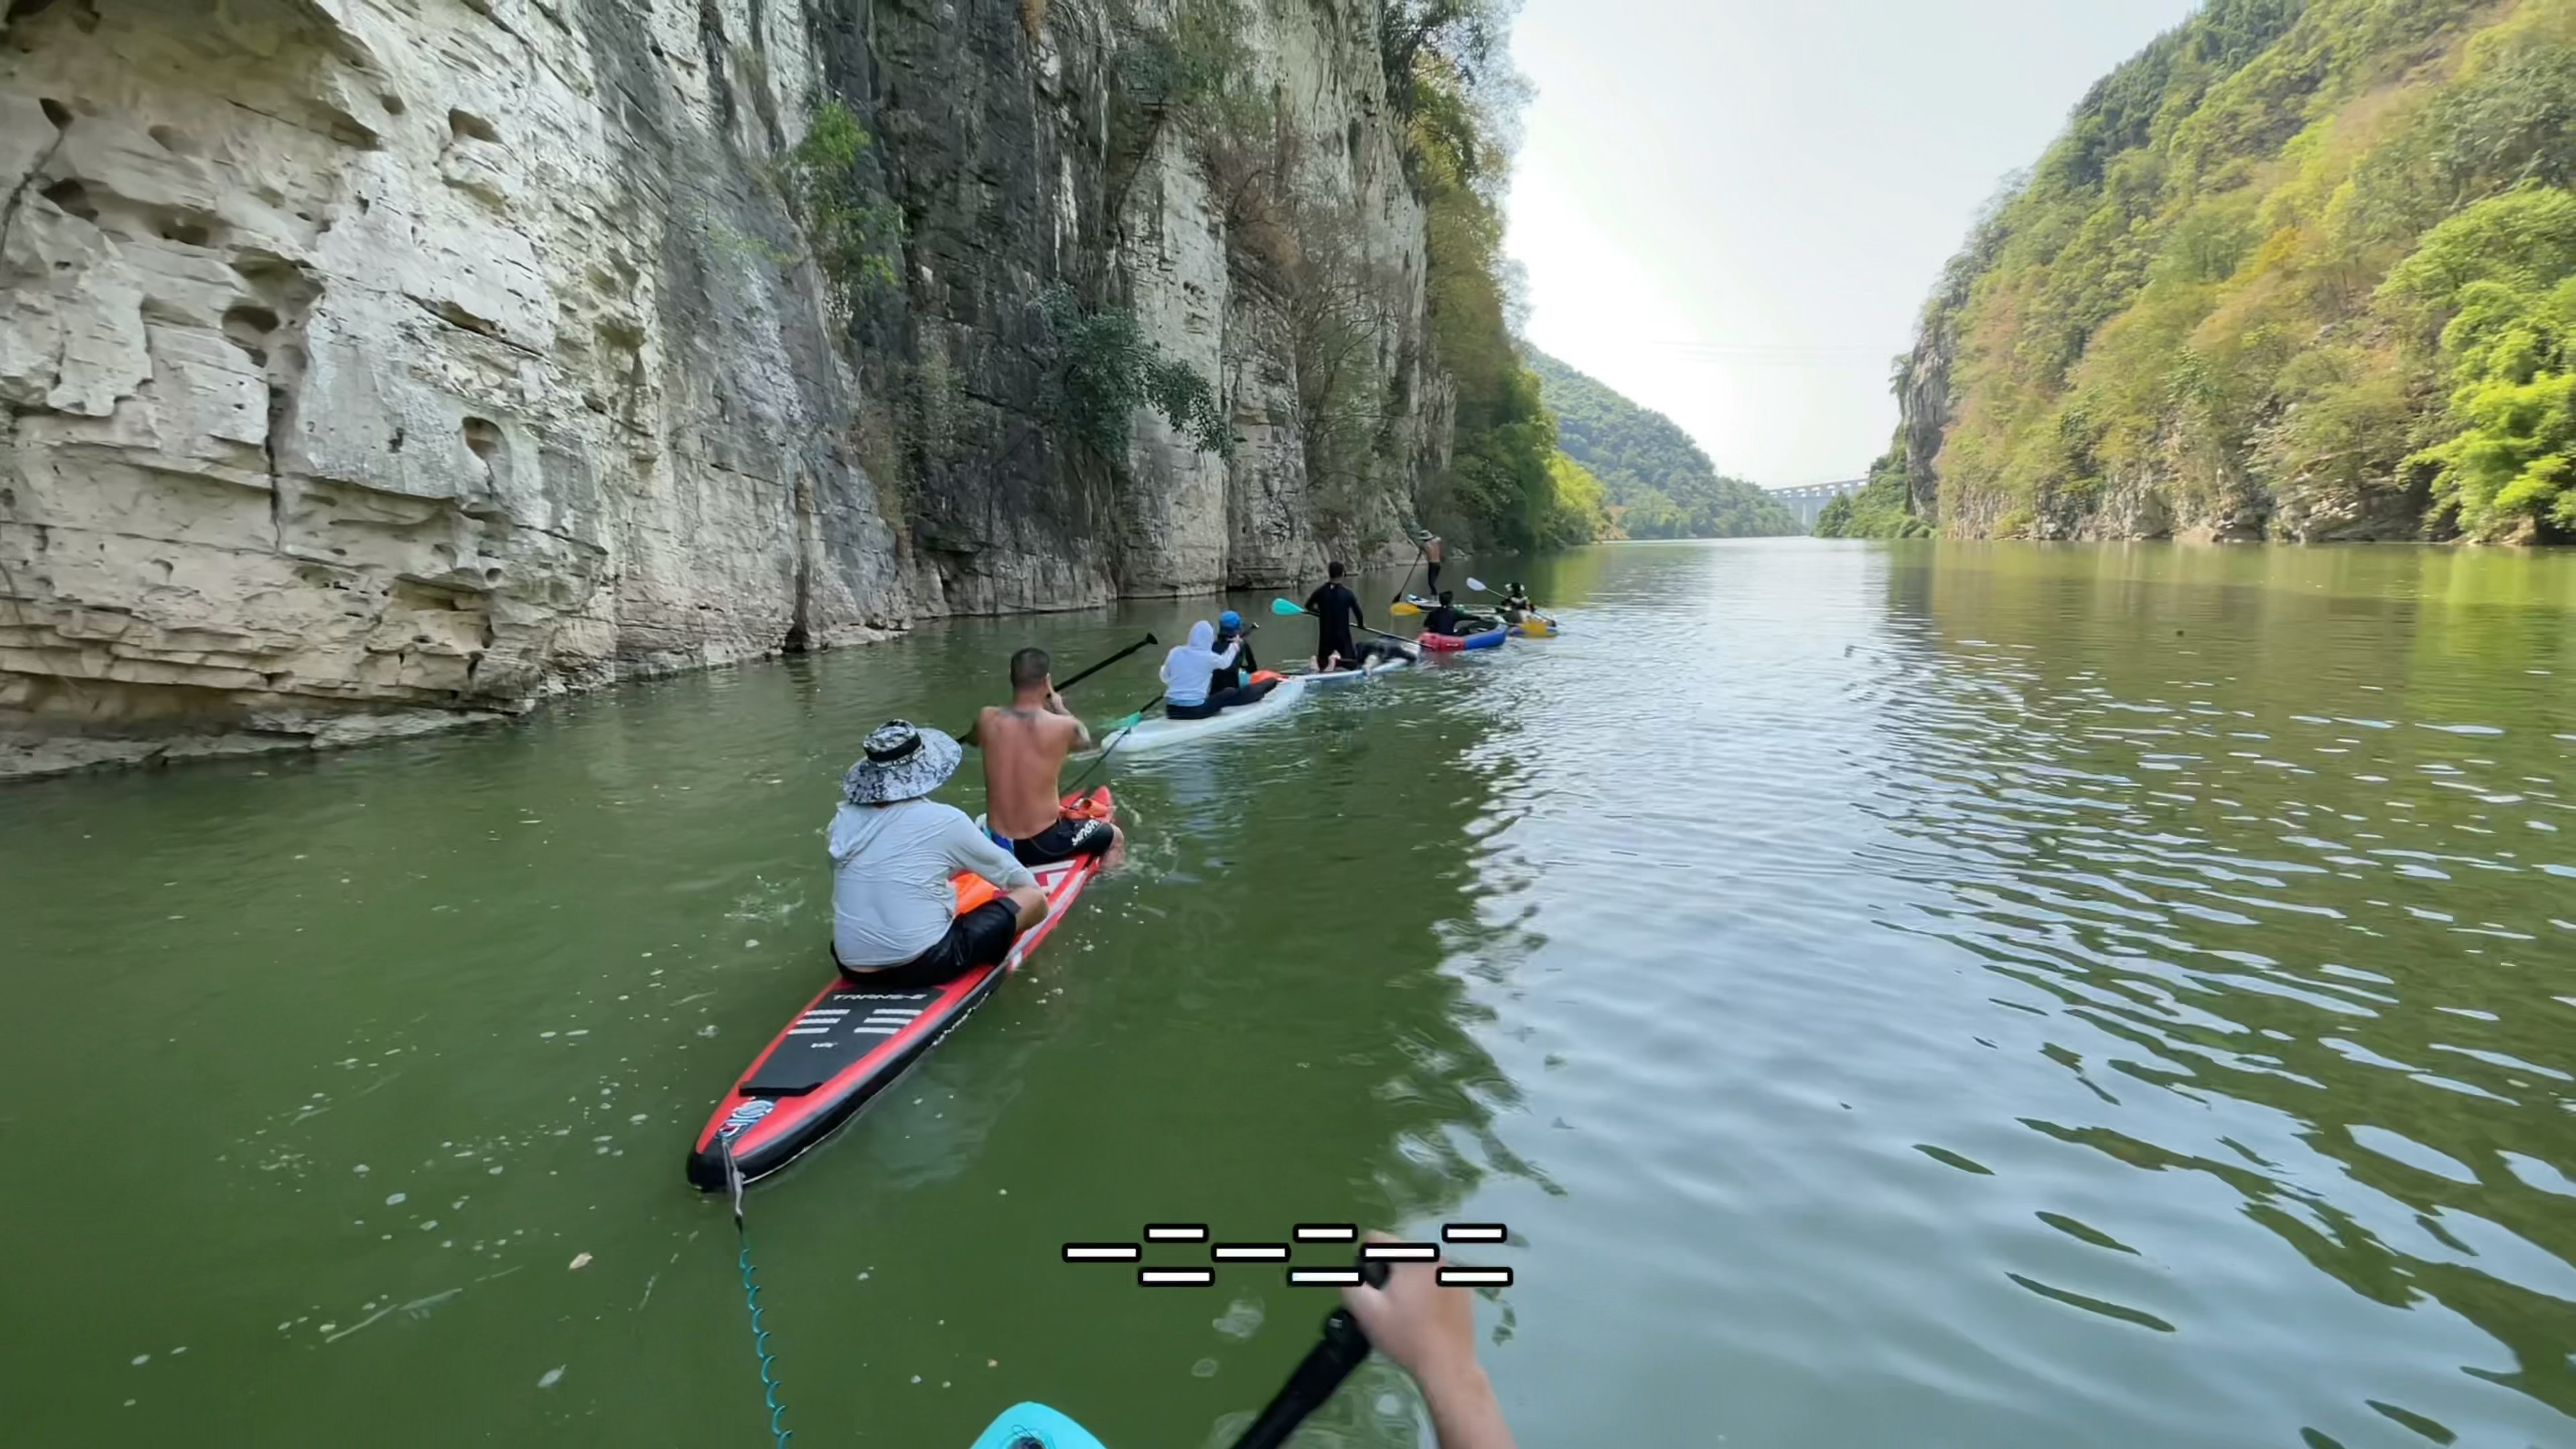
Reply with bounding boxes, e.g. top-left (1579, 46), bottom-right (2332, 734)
top-left (1223, 1257), bottom-right (1393, 1449)
top-left (962, 1258), bottom-right (1391, 1449)
top-left (1064, 686), bottom-right (1165, 797)
top-left (959, 633), bottom-right (1156, 745)
top-left (1269, 598), bottom-right (1422, 657)
top-left (1391, 535), bottom-right (1427, 608)
top-left (1053, 632), bottom-right (1159, 692)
